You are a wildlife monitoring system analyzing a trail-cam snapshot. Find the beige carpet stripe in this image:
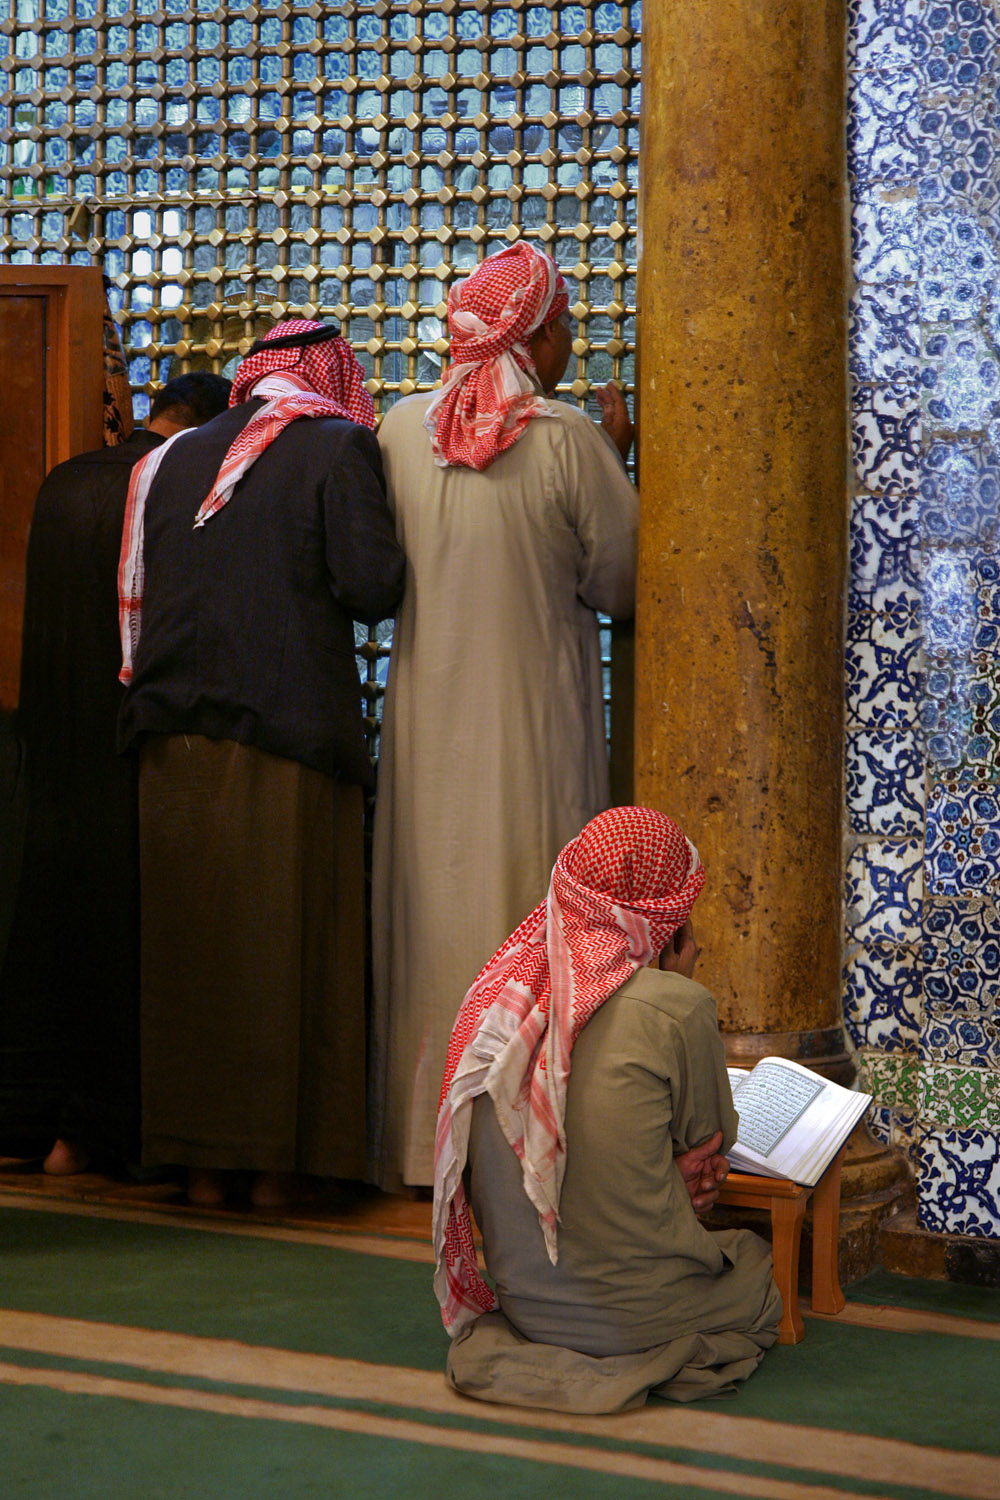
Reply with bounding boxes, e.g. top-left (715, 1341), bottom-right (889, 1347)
top-left (0, 1360), bottom-right (935, 1500)
top-left (0, 1190), bottom-right (435, 1263)
top-left (806, 1299), bottom-right (1000, 1342)
top-left (5, 1193), bottom-right (999, 1345)
top-left (1, 1311), bottom-right (997, 1500)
